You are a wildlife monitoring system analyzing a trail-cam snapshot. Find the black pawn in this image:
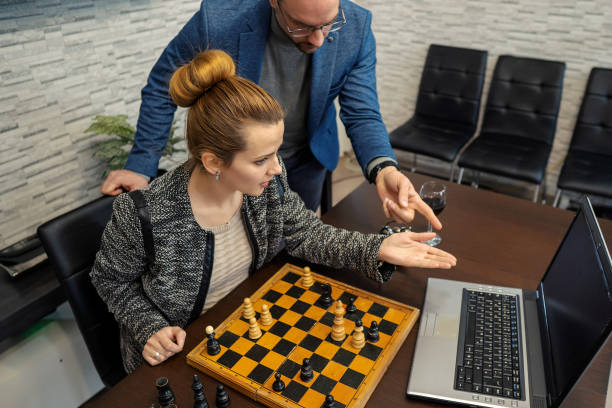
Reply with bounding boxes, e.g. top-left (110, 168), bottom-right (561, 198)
top-left (367, 321), bottom-right (380, 343)
top-left (215, 384), bottom-right (230, 408)
top-left (192, 374), bottom-right (209, 408)
top-left (319, 283), bottom-right (333, 308)
top-left (272, 372), bottom-right (285, 392)
top-left (207, 329), bottom-right (221, 356)
top-left (322, 394), bottom-right (336, 408)
top-left (346, 296), bottom-right (357, 314)
top-left (156, 377), bottom-right (175, 406)
top-left (300, 358), bottom-right (314, 382)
